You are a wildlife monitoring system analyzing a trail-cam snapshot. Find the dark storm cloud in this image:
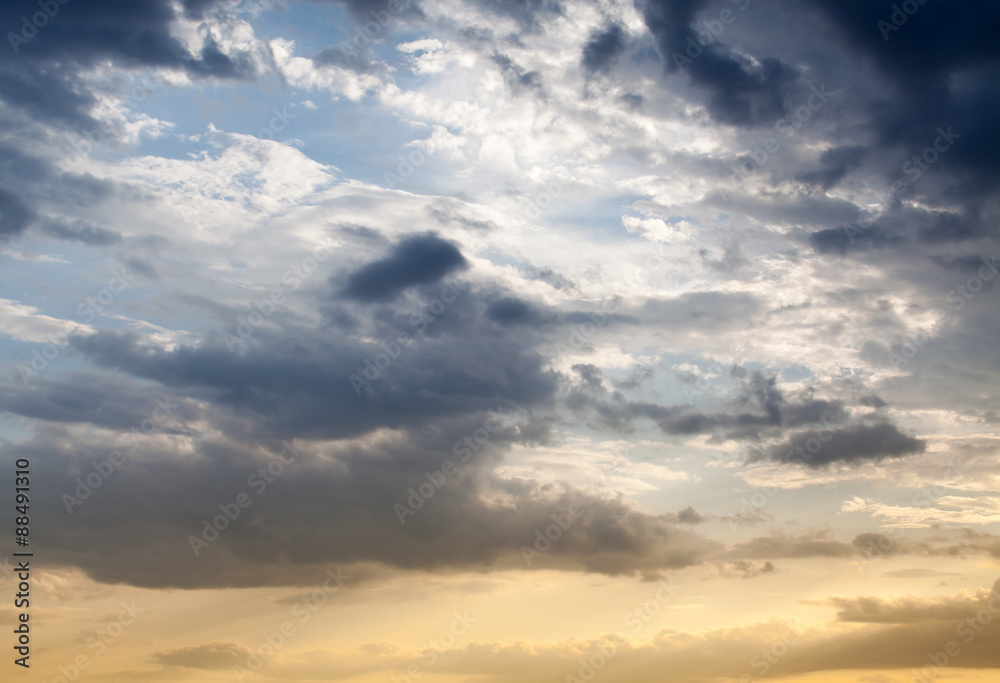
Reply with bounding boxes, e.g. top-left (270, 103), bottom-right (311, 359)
top-left (636, 0), bottom-right (799, 126)
top-left (0, 414), bottom-right (722, 588)
top-left (747, 421), bottom-right (926, 468)
top-left (341, 233), bottom-right (468, 302)
top-left (630, 0), bottom-right (999, 281)
top-left (685, 50), bottom-right (797, 127)
top-left (67, 326), bottom-right (550, 443)
top-left (0, 0), bottom-right (255, 132)
top-left (0, 0), bottom-right (247, 76)
top-left (808, 223), bottom-right (893, 255)
top-left (486, 297), bottom-right (554, 326)
top-left (796, 146), bottom-right (867, 190)
top-left (581, 23), bottom-right (627, 74)
top-left (0, 374), bottom-right (198, 434)
top-left (0, 186), bottom-right (36, 239)
top-left (0, 264), bottom-right (740, 588)
top-left (792, 1), bottom-right (1000, 252)
top-left (0, 143), bottom-right (114, 242)
top-left (808, 204), bottom-right (994, 255)
top-left (567, 365), bottom-right (848, 440)
top-left (805, 1), bottom-right (1000, 86)
top-left (929, 253), bottom-right (997, 273)
top-left (0, 67), bottom-right (97, 128)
